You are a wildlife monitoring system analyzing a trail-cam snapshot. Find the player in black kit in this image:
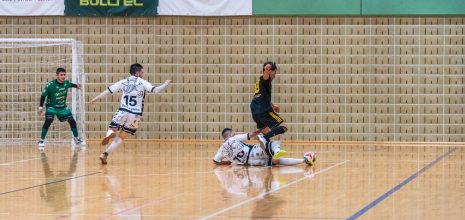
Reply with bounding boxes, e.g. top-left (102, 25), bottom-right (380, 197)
top-left (250, 62), bottom-right (288, 158)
